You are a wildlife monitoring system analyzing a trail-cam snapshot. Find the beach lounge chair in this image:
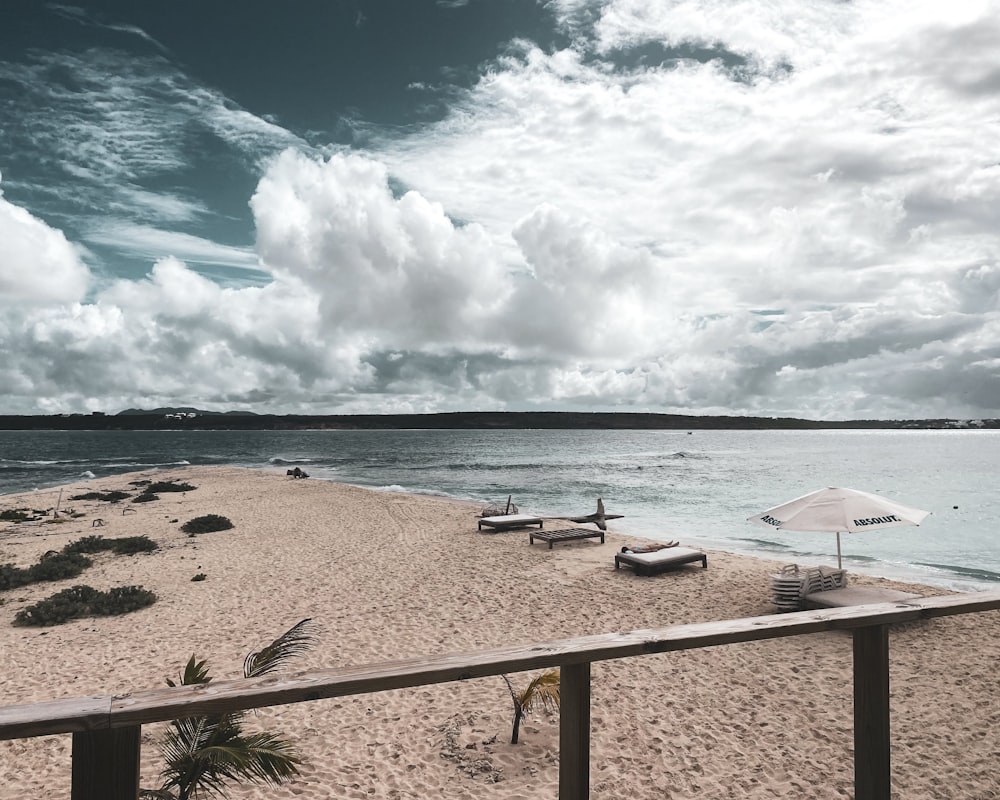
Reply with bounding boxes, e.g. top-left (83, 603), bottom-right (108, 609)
top-left (478, 514), bottom-right (544, 531)
top-left (529, 527), bottom-right (605, 548)
top-left (614, 546), bottom-right (708, 576)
